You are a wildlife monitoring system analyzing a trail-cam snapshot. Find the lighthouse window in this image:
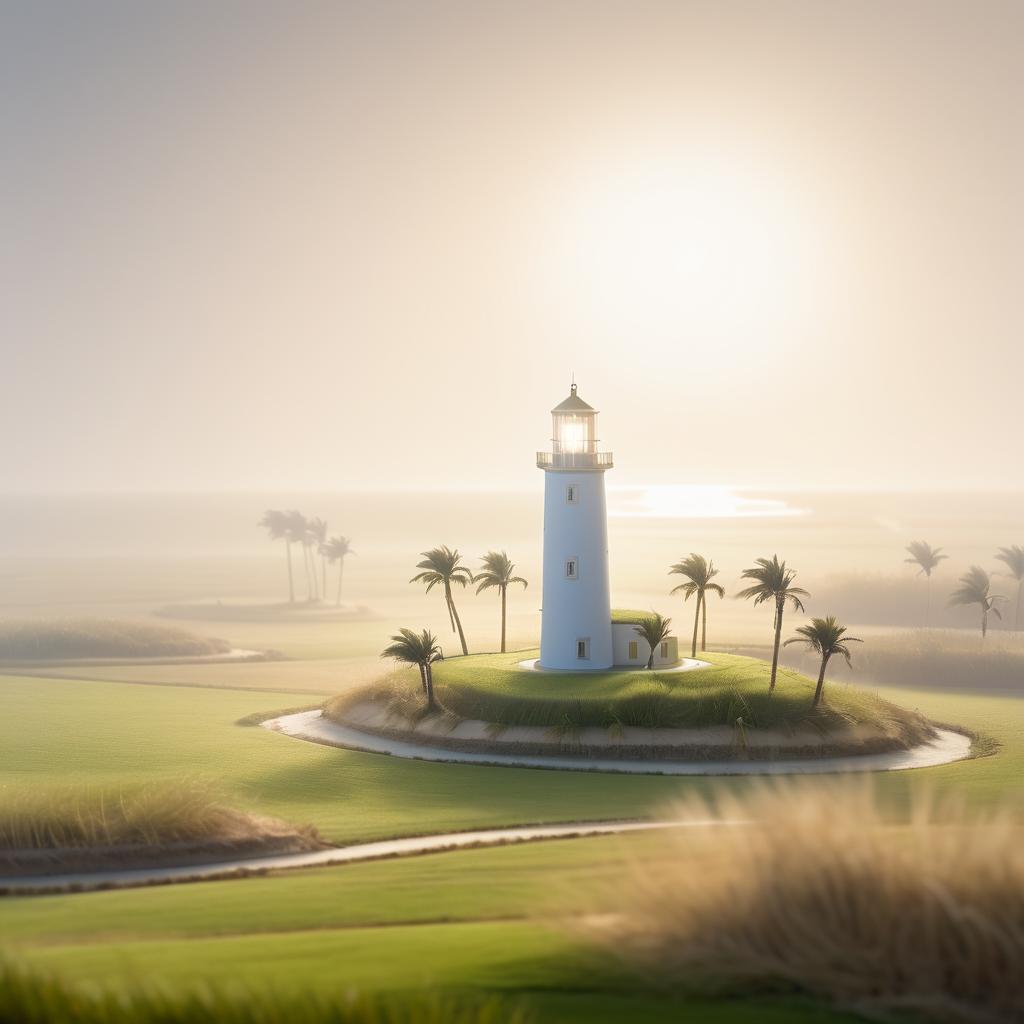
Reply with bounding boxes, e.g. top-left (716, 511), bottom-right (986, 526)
top-left (660, 642), bottom-right (669, 659)
top-left (565, 558), bottom-right (578, 580)
top-left (565, 484), bottom-right (578, 504)
top-left (628, 640), bottom-right (638, 660)
top-left (576, 638), bottom-right (590, 660)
